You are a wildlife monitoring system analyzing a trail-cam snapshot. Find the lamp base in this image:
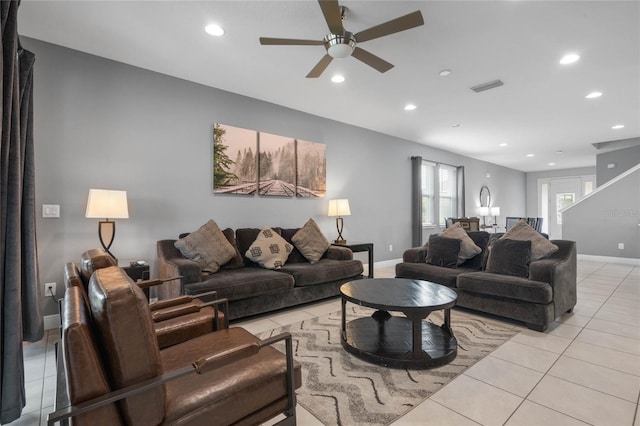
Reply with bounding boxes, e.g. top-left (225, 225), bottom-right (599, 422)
top-left (98, 220), bottom-right (117, 260)
top-left (333, 238), bottom-right (347, 245)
